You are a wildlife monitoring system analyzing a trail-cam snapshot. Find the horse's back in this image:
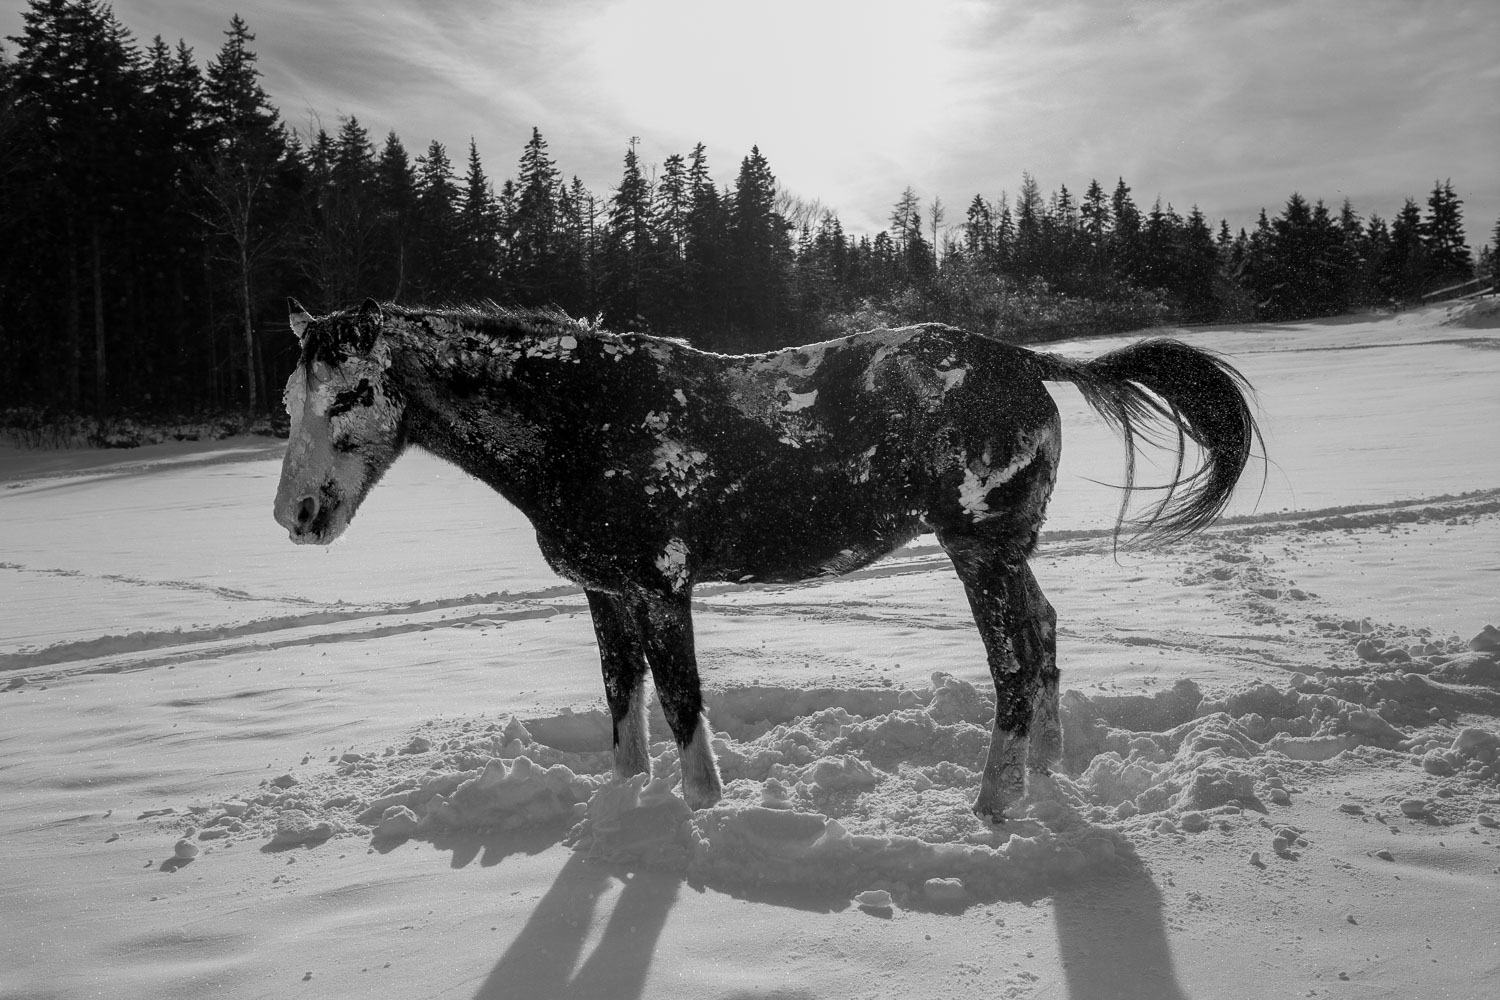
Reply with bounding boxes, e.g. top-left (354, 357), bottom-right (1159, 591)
top-left (677, 325), bottom-right (1061, 581)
